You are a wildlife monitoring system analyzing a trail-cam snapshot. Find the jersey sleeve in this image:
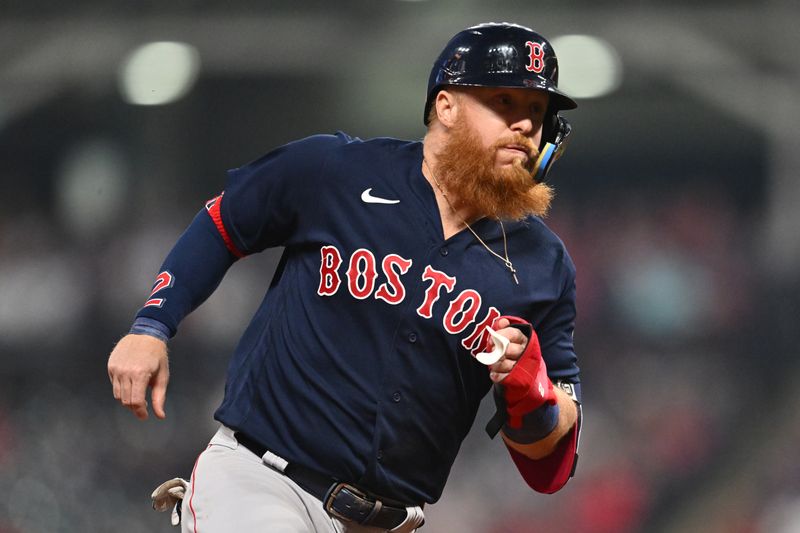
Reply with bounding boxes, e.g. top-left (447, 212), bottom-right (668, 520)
top-left (134, 209), bottom-right (238, 337)
top-left (133, 133), bottom-right (351, 336)
top-left (512, 247), bottom-right (582, 494)
top-left (216, 132), bottom-right (351, 255)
